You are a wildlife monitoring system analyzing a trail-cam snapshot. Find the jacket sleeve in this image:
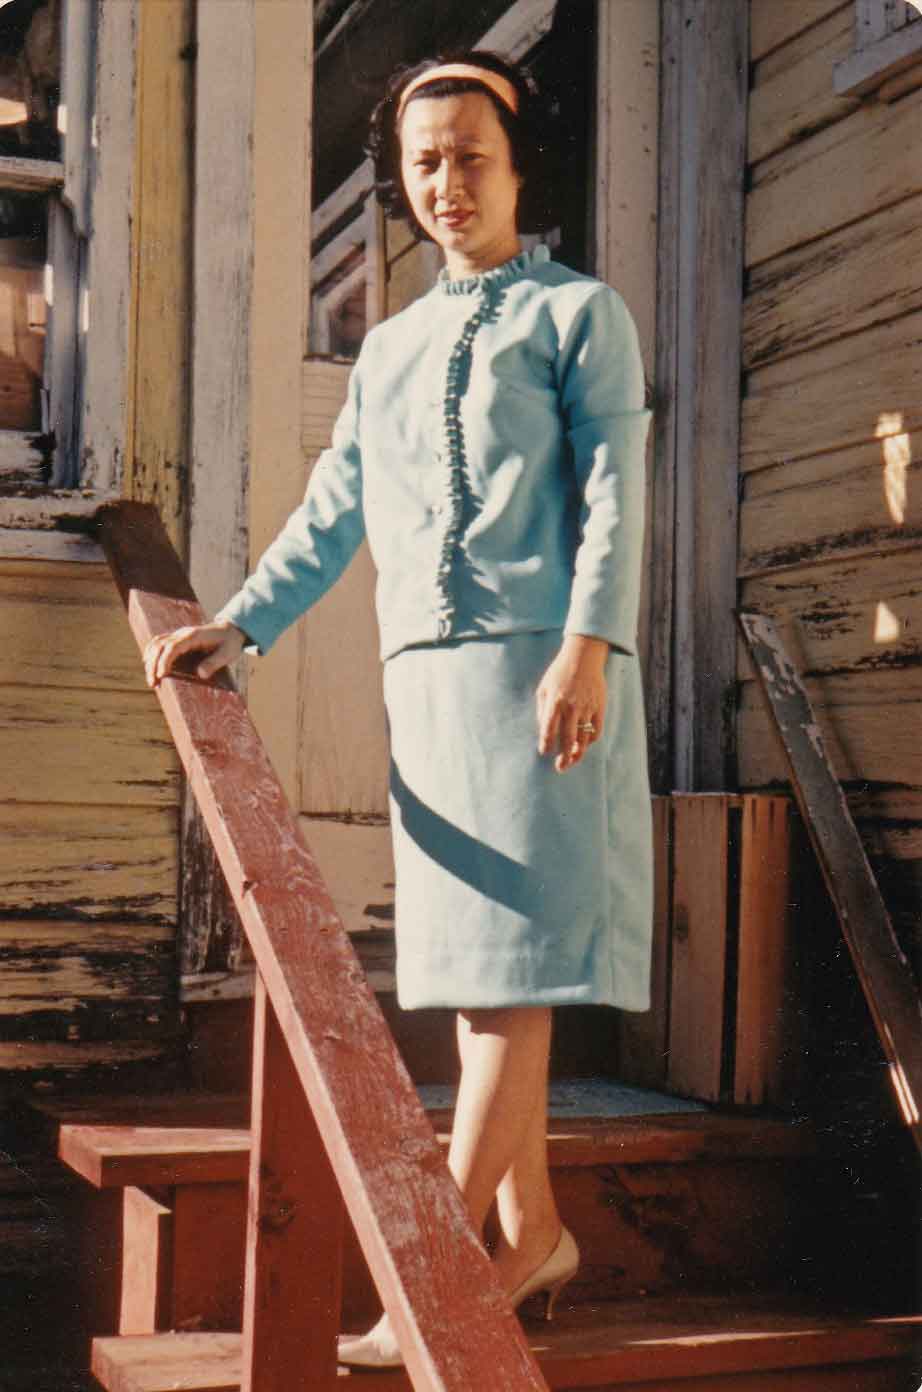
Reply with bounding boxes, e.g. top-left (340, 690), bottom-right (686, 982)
top-left (214, 353), bottom-right (366, 656)
top-left (557, 285), bottom-right (652, 656)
